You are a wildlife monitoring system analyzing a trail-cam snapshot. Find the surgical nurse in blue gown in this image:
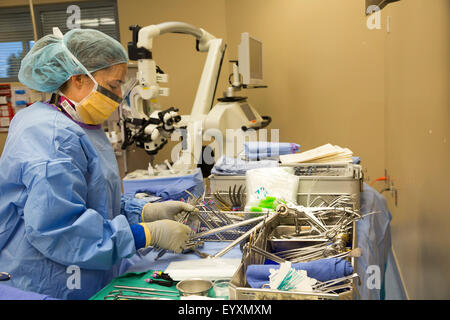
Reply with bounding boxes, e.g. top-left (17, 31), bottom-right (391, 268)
top-left (0, 28), bottom-right (196, 300)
